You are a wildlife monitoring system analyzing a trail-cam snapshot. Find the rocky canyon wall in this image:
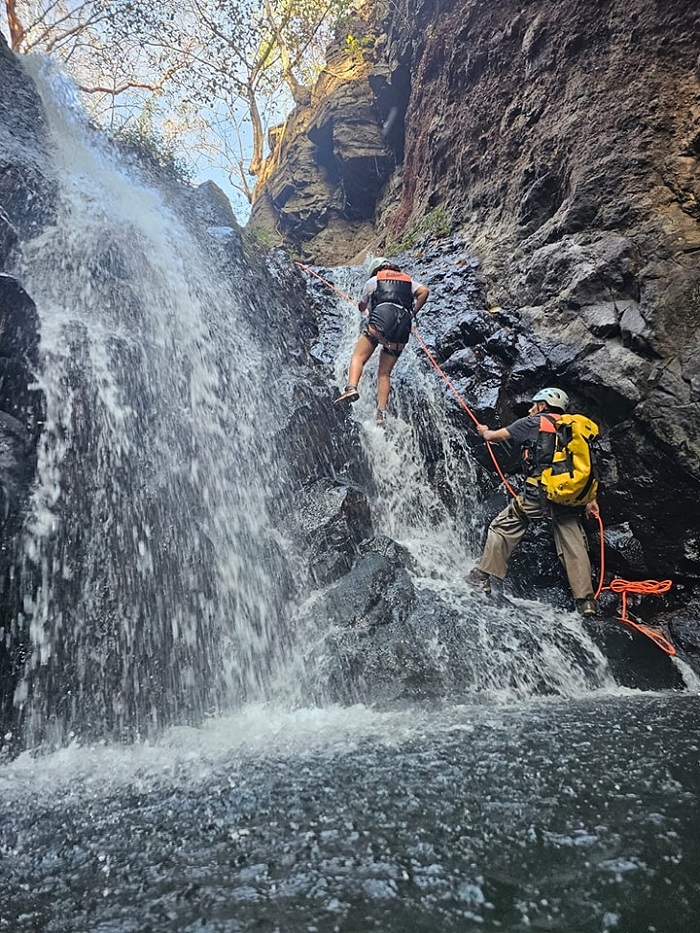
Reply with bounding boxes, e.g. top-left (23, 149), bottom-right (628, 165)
top-left (250, 0), bottom-right (700, 635)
